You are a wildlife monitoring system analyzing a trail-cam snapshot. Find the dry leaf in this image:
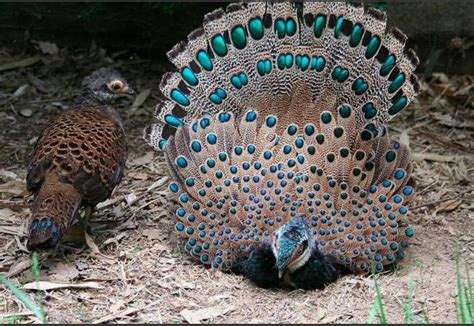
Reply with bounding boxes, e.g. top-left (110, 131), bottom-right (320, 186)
top-left (29, 136), bottom-right (39, 145)
top-left (132, 89), bottom-right (151, 108)
top-left (180, 306), bottom-right (234, 324)
top-left (0, 180), bottom-right (26, 195)
top-left (129, 151), bottom-right (154, 167)
top-left (36, 41), bottom-right (59, 55)
top-left (146, 176), bottom-right (169, 192)
top-left (0, 208), bottom-right (15, 219)
top-left (109, 300), bottom-right (125, 314)
top-left (27, 73), bottom-right (51, 93)
top-left (13, 84), bottom-right (29, 98)
top-left (434, 199), bottom-right (463, 214)
top-left (399, 129), bottom-right (410, 148)
top-left (431, 73), bottom-right (450, 84)
top-left (75, 259), bottom-right (89, 271)
top-left (125, 193), bottom-right (138, 206)
top-left (142, 229), bottom-right (162, 240)
top-left (20, 109), bottom-right (33, 117)
top-left (454, 160), bottom-right (469, 182)
top-left (96, 196), bottom-right (123, 209)
top-left (152, 243), bottom-right (169, 252)
top-left (7, 257), bottom-right (32, 277)
top-left (22, 281), bottom-right (103, 291)
top-left (0, 169), bottom-right (18, 181)
top-left (128, 171), bottom-right (150, 181)
top-left (434, 112), bottom-right (474, 129)
top-left (85, 233), bottom-right (117, 264)
top-left (48, 262), bottom-right (80, 282)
